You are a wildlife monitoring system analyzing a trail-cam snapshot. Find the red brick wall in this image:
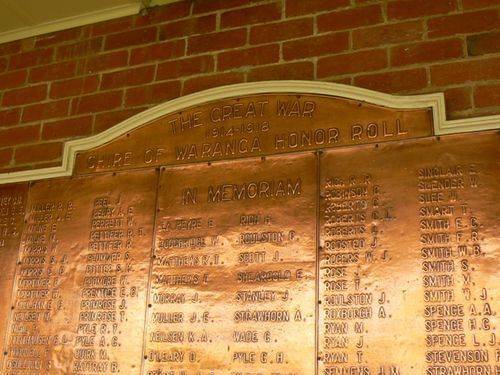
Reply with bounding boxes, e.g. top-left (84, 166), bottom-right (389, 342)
top-left (0, 0), bottom-right (499, 172)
